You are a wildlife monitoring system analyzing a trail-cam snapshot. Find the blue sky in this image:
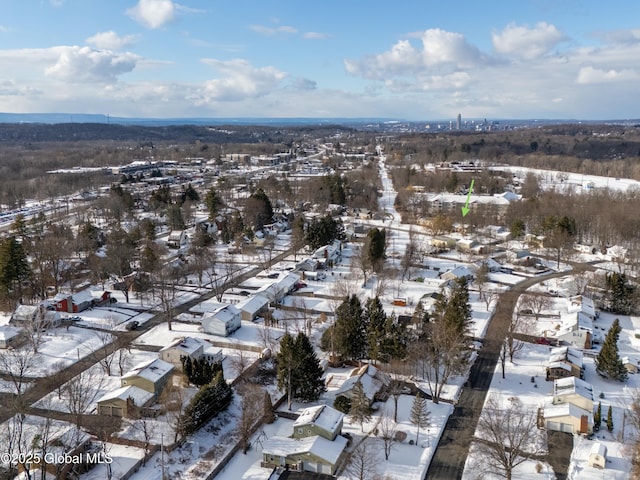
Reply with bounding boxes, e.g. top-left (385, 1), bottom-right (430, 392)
top-left (1, 0), bottom-right (640, 119)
